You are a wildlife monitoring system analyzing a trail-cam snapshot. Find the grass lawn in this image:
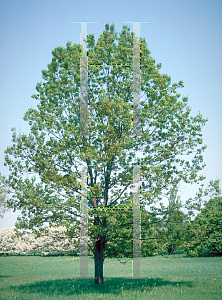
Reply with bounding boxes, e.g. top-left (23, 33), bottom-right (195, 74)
top-left (0, 255), bottom-right (221, 299)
